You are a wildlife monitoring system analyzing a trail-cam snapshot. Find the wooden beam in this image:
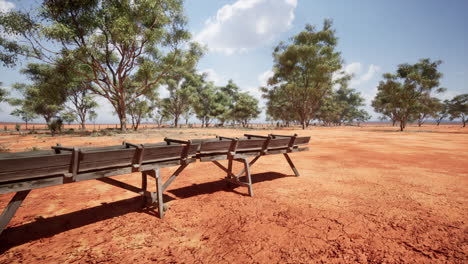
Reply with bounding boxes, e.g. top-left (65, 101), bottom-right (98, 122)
top-left (161, 163), bottom-right (188, 192)
top-left (242, 158), bottom-right (254, 197)
top-left (283, 153), bottom-right (300, 176)
top-left (0, 190), bottom-right (30, 235)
